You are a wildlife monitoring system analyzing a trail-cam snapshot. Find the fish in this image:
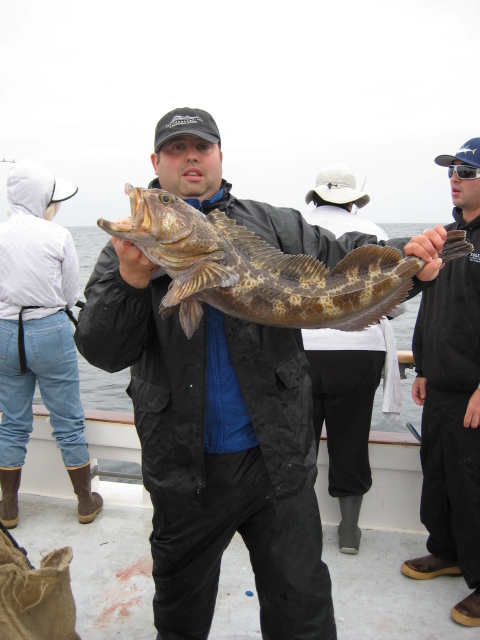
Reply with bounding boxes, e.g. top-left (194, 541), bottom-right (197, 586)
top-left (97, 185), bottom-right (474, 339)
top-left (458, 146), bottom-right (477, 156)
